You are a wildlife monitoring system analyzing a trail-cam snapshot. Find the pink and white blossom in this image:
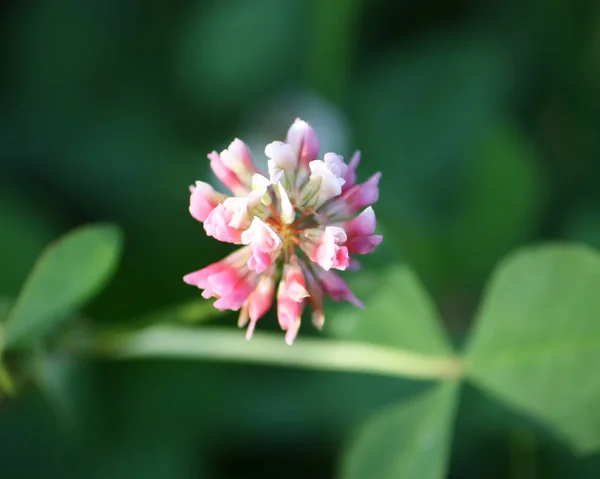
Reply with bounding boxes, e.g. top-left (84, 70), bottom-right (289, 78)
top-left (286, 118), bottom-right (320, 169)
top-left (184, 247), bottom-right (256, 311)
top-left (203, 197), bottom-right (251, 244)
top-left (301, 153), bottom-right (347, 208)
top-left (238, 273), bottom-right (276, 339)
top-left (323, 171), bottom-right (381, 220)
top-left (303, 267), bottom-right (325, 330)
top-left (189, 181), bottom-right (227, 223)
top-left (302, 226), bottom-right (350, 271)
top-left (184, 118), bottom-right (381, 343)
top-left (219, 139), bottom-right (256, 181)
top-left (277, 182), bottom-right (295, 225)
top-left (241, 217), bottom-right (283, 274)
top-left (277, 260), bottom-right (309, 345)
top-left (266, 141), bottom-right (297, 187)
top-left (316, 269), bottom-right (364, 309)
top-left (342, 151), bottom-right (361, 193)
top-left (343, 206), bottom-right (383, 254)
top-left (208, 151), bottom-right (248, 196)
